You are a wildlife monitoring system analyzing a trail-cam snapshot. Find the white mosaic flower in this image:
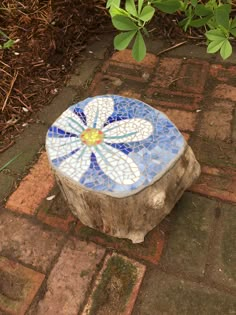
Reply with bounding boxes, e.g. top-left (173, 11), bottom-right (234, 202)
top-left (47, 97), bottom-right (154, 185)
